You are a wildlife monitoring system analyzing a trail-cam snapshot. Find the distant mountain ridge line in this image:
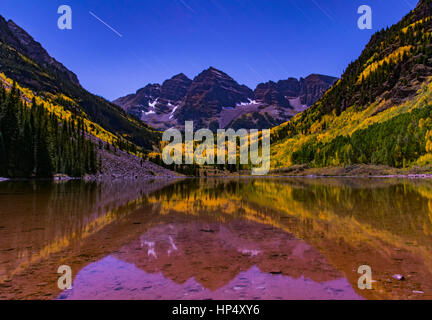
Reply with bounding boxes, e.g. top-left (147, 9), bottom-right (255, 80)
top-left (113, 67), bottom-right (337, 131)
